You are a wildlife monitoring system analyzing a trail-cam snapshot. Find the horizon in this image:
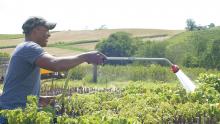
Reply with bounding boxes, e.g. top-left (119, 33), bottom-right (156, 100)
top-left (1, 0), bottom-right (220, 34)
top-left (0, 28), bottom-right (185, 35)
